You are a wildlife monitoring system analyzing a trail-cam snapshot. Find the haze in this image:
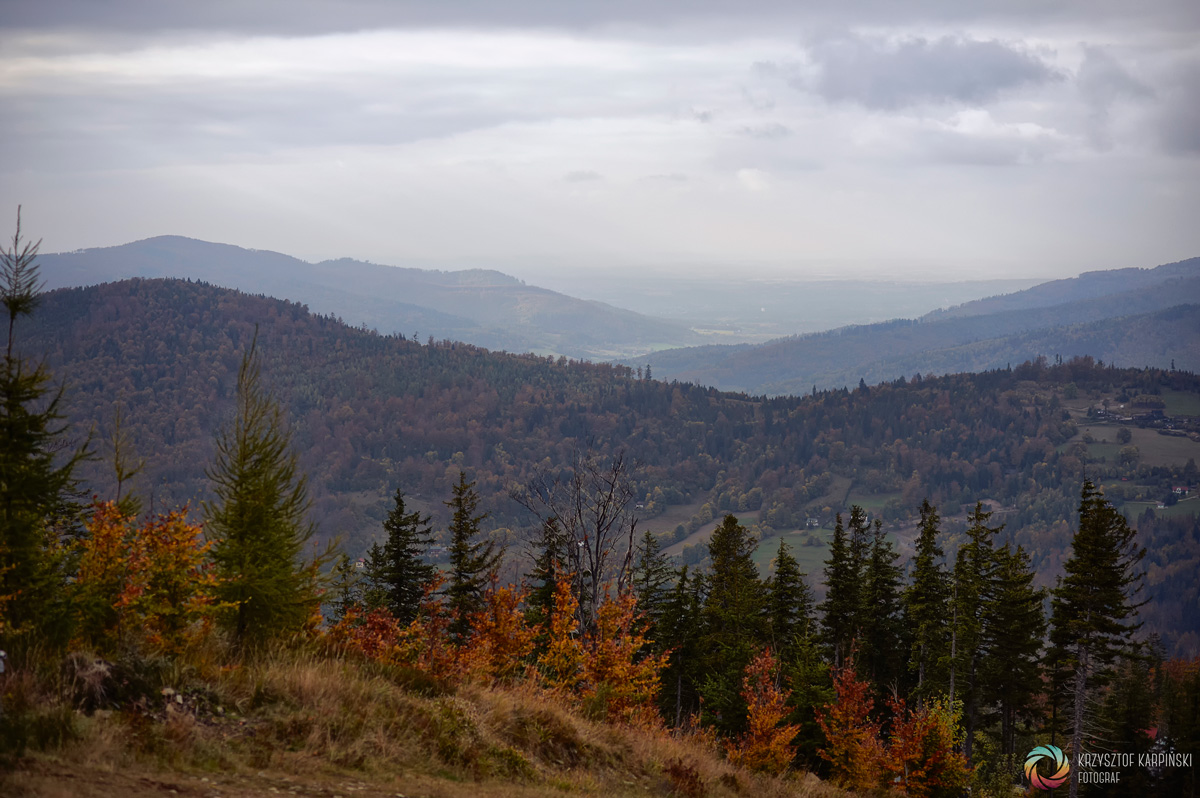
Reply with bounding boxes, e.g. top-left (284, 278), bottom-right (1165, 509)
top-left (3, 0), bottom-right (1199, 282)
